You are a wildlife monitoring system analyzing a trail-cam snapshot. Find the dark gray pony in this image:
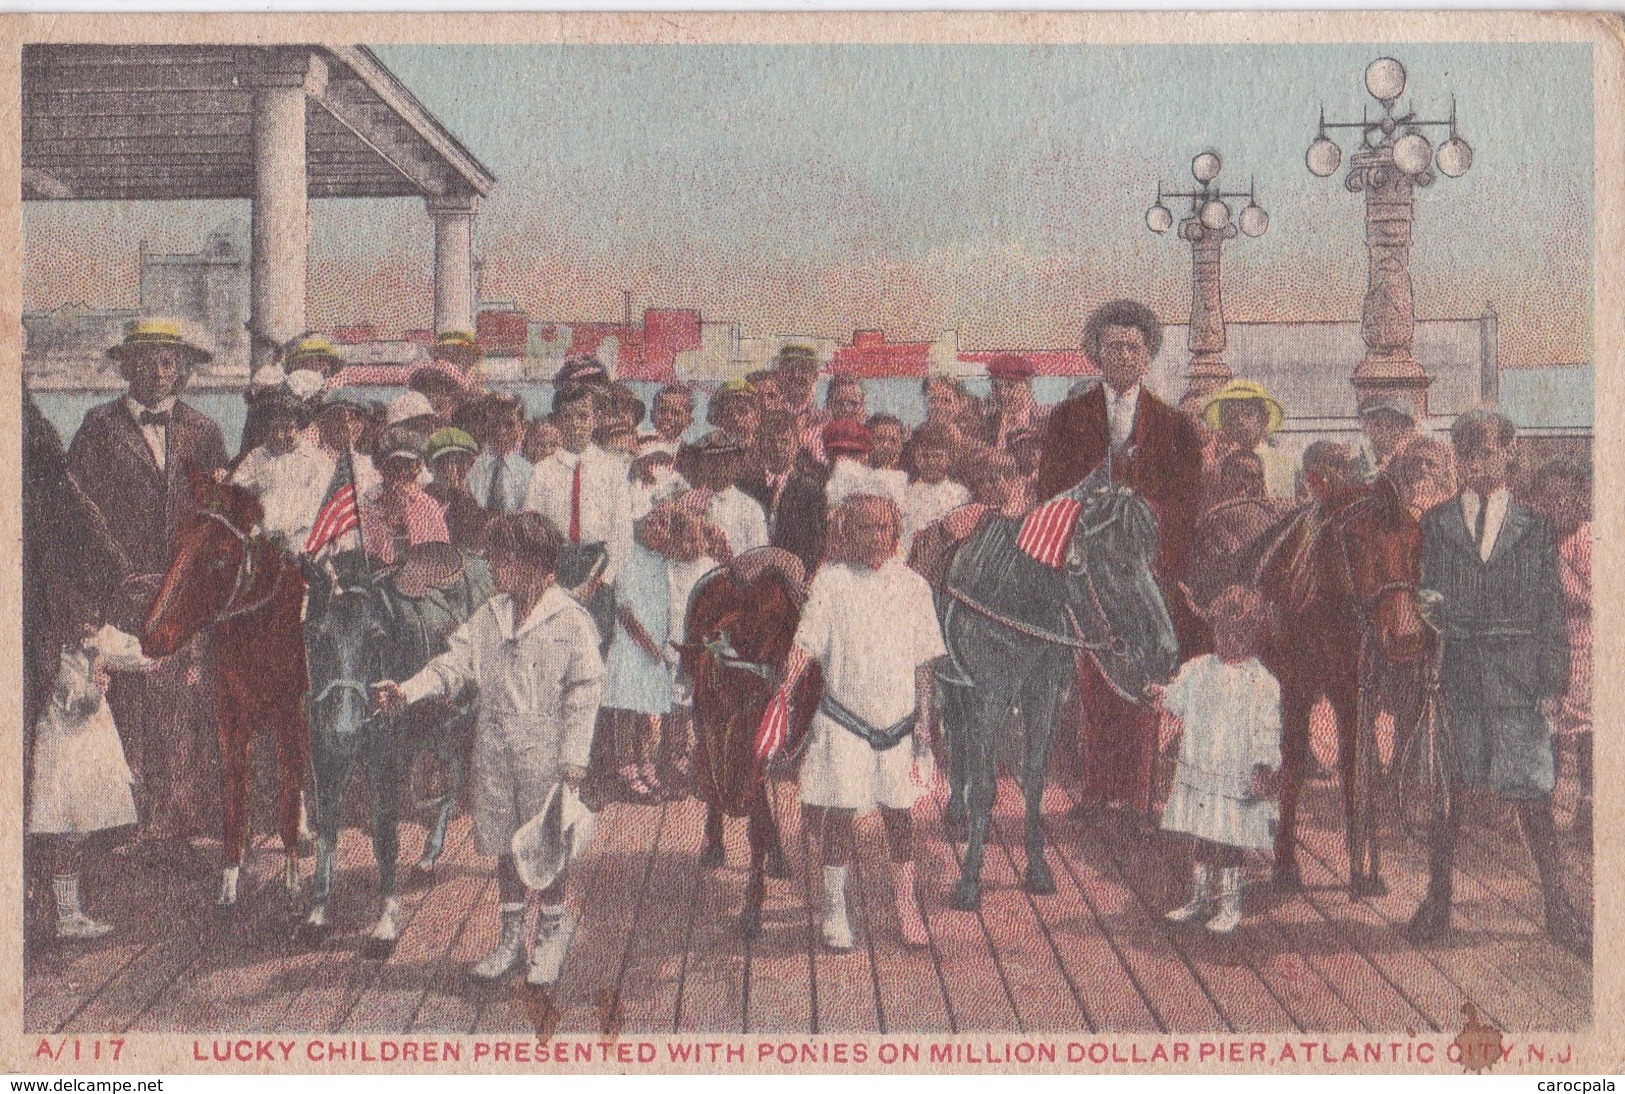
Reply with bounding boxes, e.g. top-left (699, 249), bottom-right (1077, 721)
top-left (938, 466), bottom-right (1179, 910)
top-left (298, 546), bottom-right (491, 956)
